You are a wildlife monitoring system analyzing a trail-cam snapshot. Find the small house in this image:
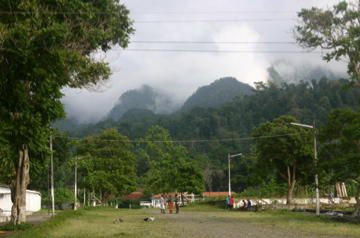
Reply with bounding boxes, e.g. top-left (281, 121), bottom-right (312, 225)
top-left (0, 185), bottom-right (41, 223)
